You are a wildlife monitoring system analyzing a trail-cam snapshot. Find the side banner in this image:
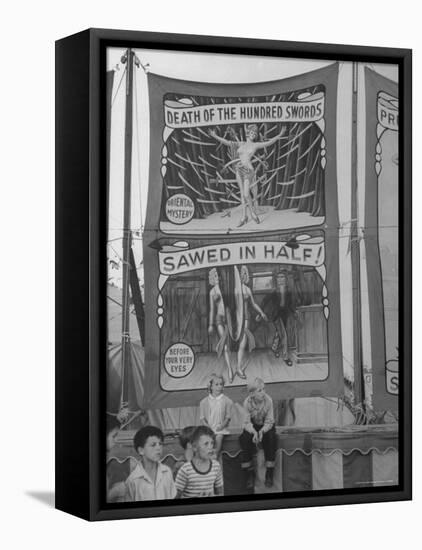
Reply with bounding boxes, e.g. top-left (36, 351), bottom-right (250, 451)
top-left (364, 69), bottom-right (399, 411)
top-left (144, 64), bottom-right (344, 408)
